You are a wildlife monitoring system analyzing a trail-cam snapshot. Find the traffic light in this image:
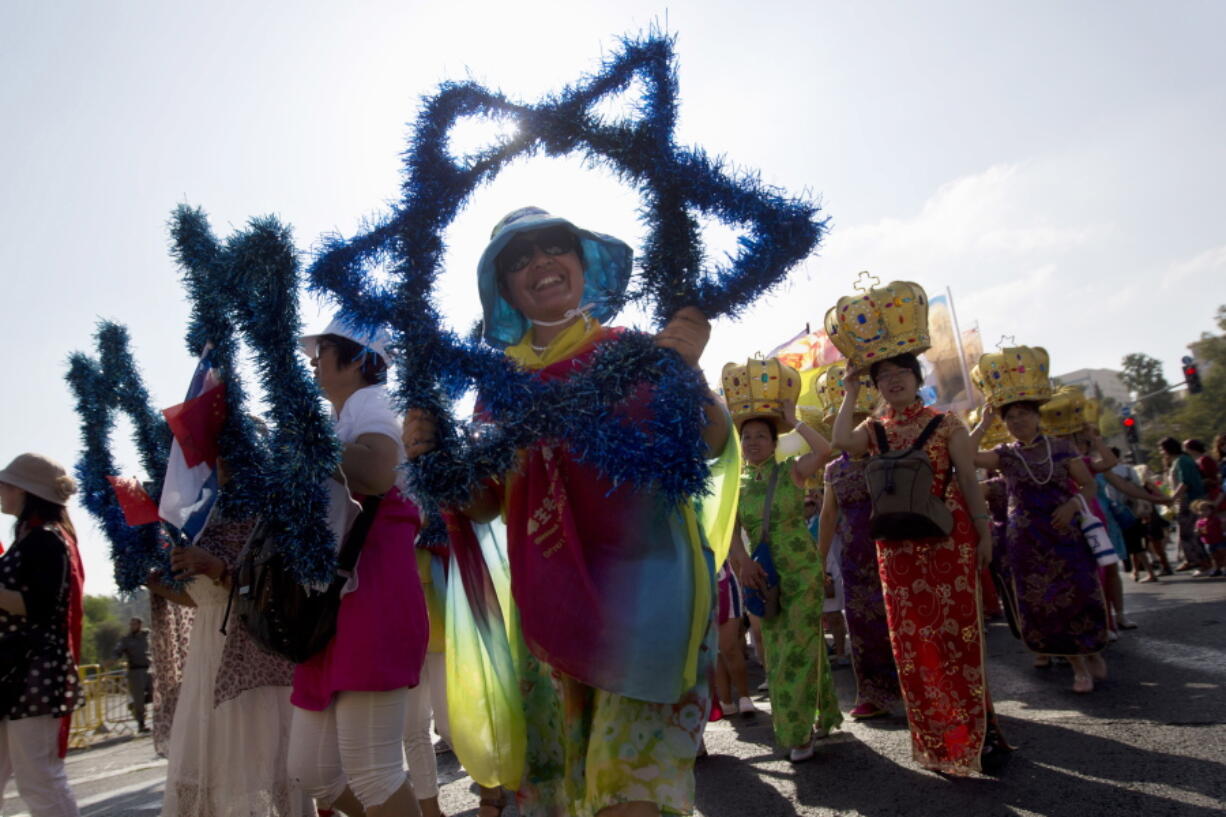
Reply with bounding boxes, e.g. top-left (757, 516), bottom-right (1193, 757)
top-left (1120, 404), bottom-right (1140, 444)
top-left (1182, 356), bottom-right (1203, 394)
